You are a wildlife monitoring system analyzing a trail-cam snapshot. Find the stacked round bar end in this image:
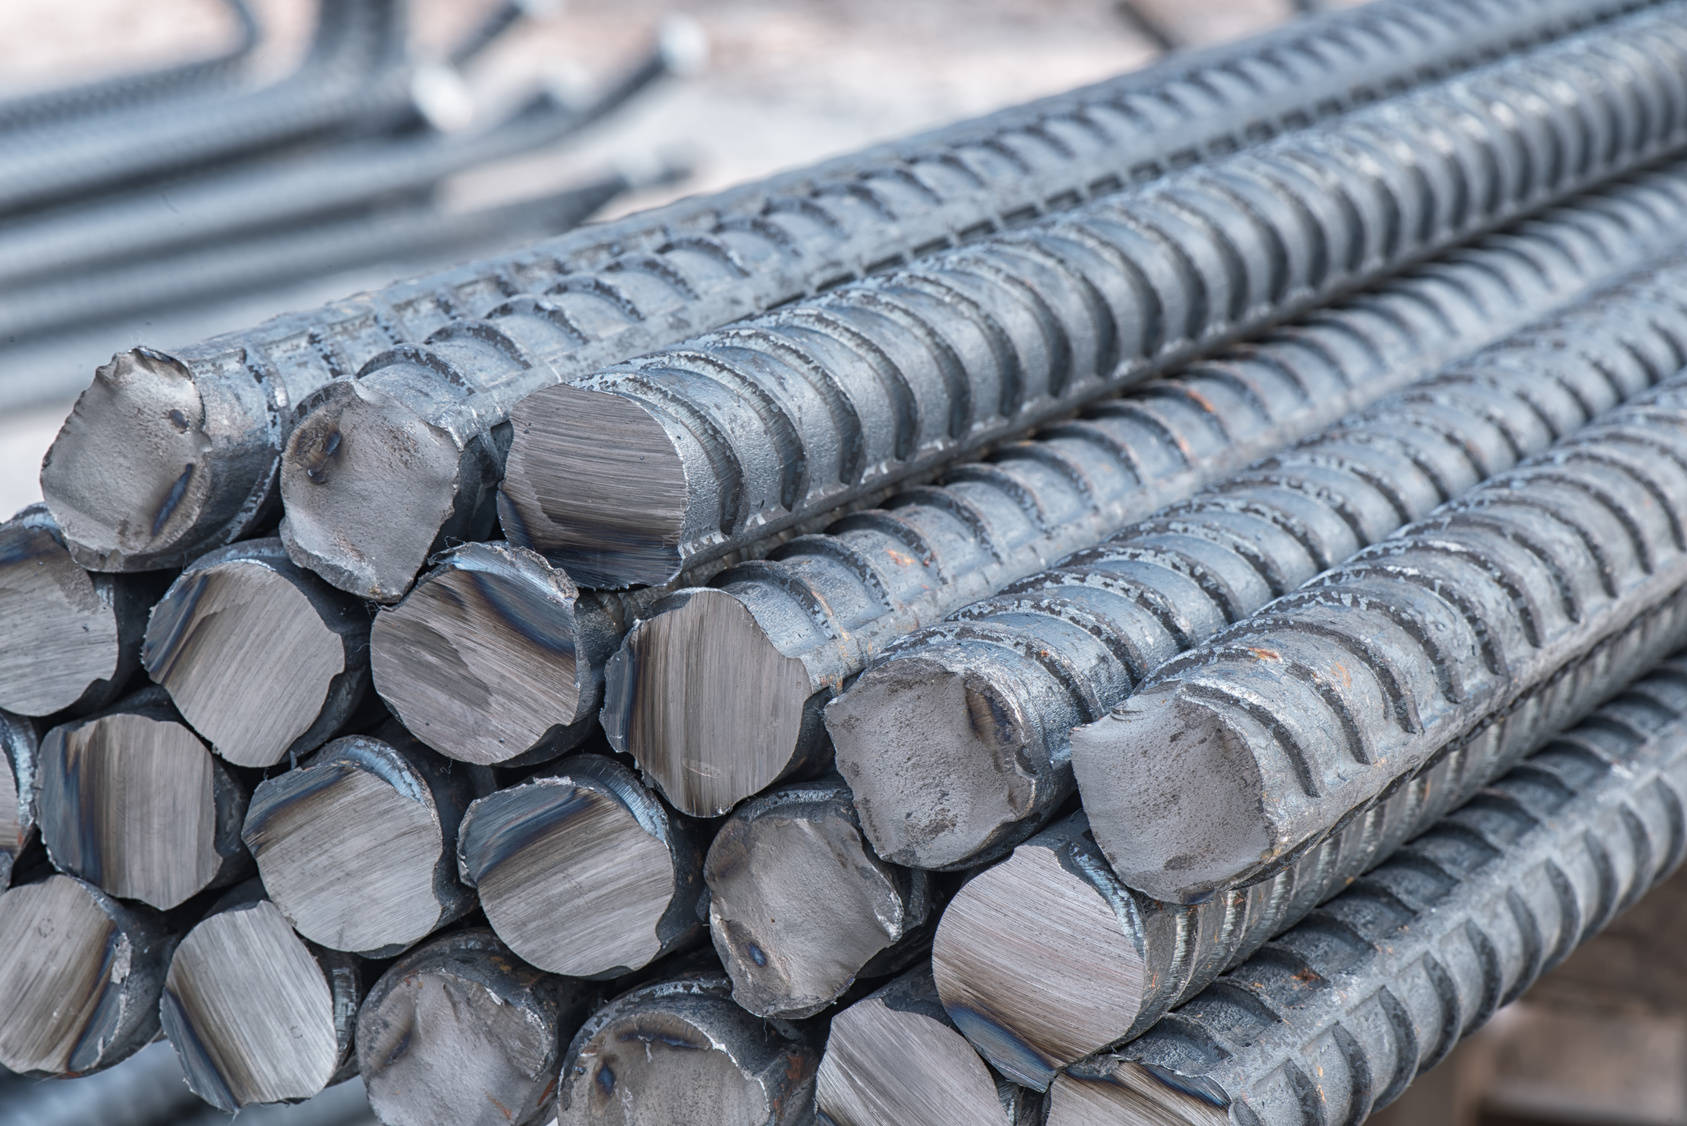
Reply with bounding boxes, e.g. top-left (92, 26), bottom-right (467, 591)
top-left (12, 3), bottom-right (1687, 1122)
